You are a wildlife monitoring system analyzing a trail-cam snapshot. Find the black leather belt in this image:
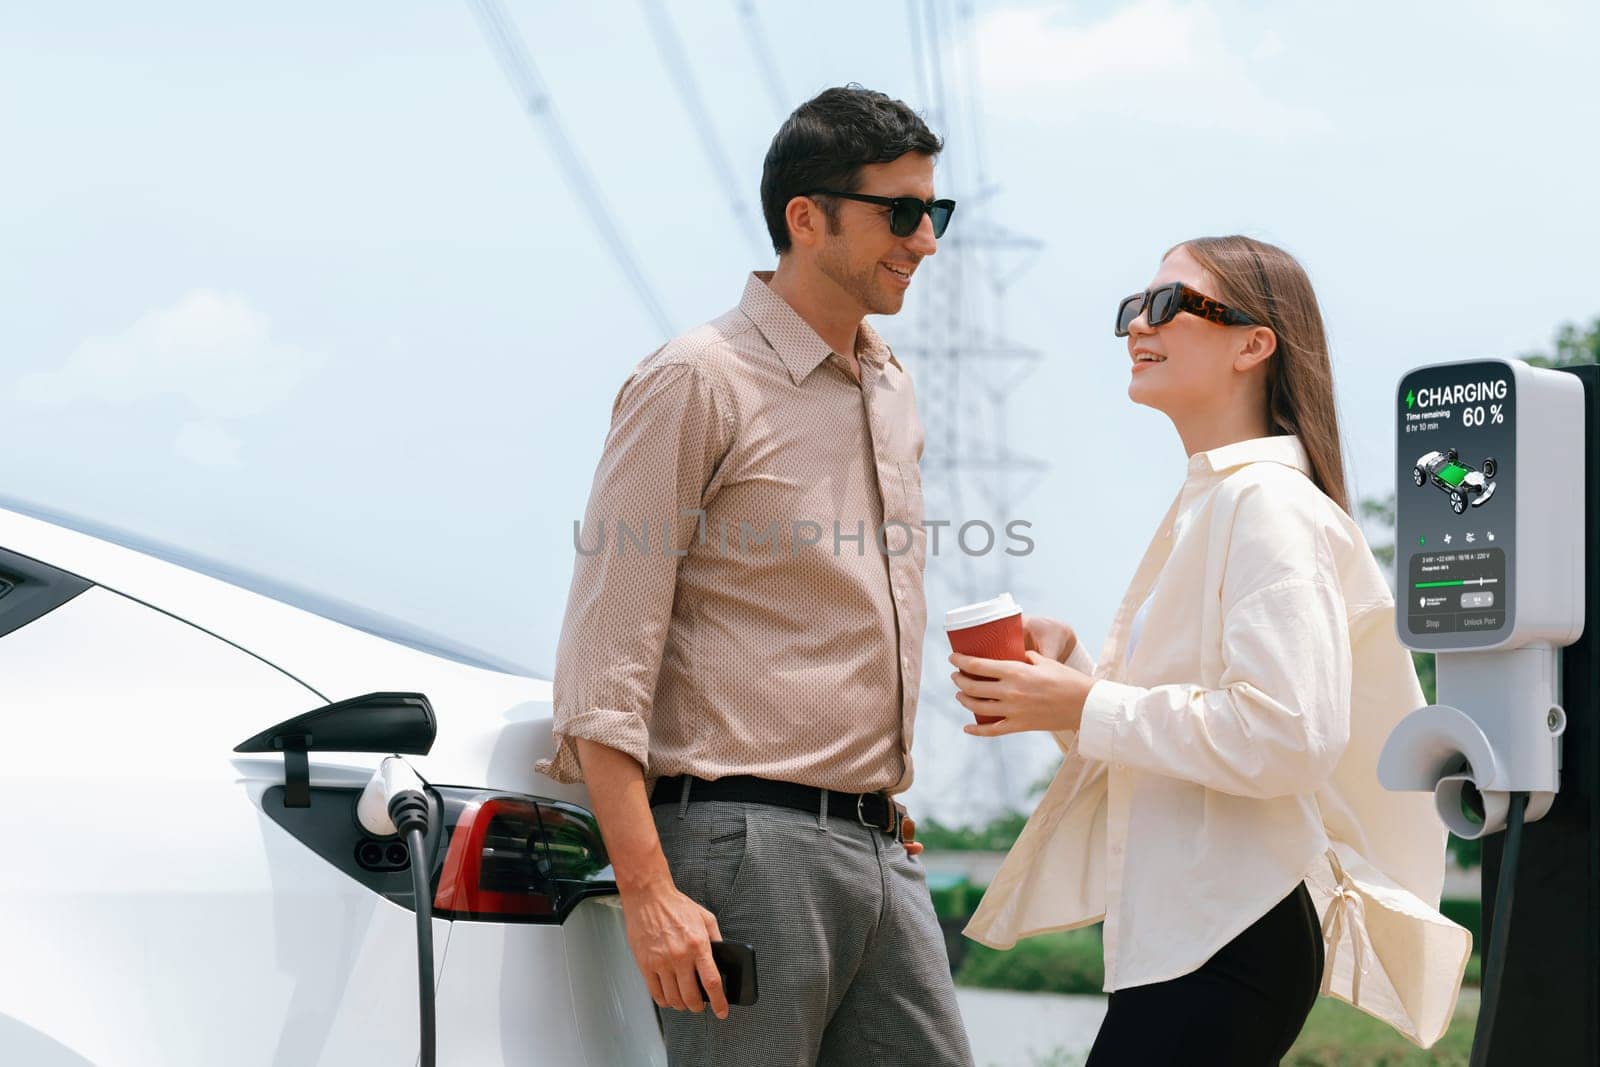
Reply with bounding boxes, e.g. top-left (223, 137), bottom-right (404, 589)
top-left (650, 774), bottom-right (906, 840)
